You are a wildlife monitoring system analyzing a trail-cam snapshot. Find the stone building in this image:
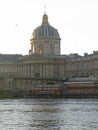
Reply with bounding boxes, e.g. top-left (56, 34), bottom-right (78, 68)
top-left (0, 54), bottom-right (22, 89)
top-left (0, 13), bottom-right (98, 90)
